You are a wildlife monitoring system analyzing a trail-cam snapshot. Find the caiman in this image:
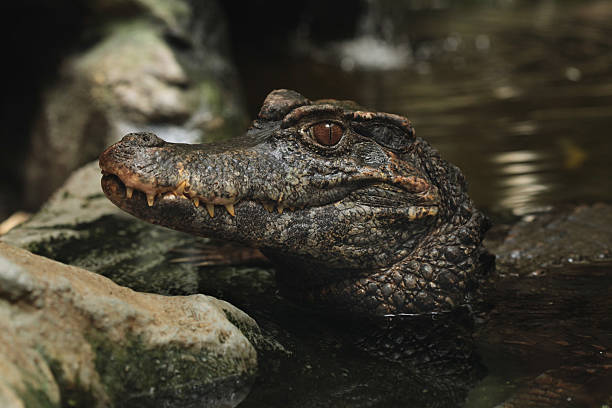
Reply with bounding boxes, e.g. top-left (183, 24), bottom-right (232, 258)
top-left (99, 89), bottom-right (611, 407)
top-left (99, 89), bottom-right (492, 319)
